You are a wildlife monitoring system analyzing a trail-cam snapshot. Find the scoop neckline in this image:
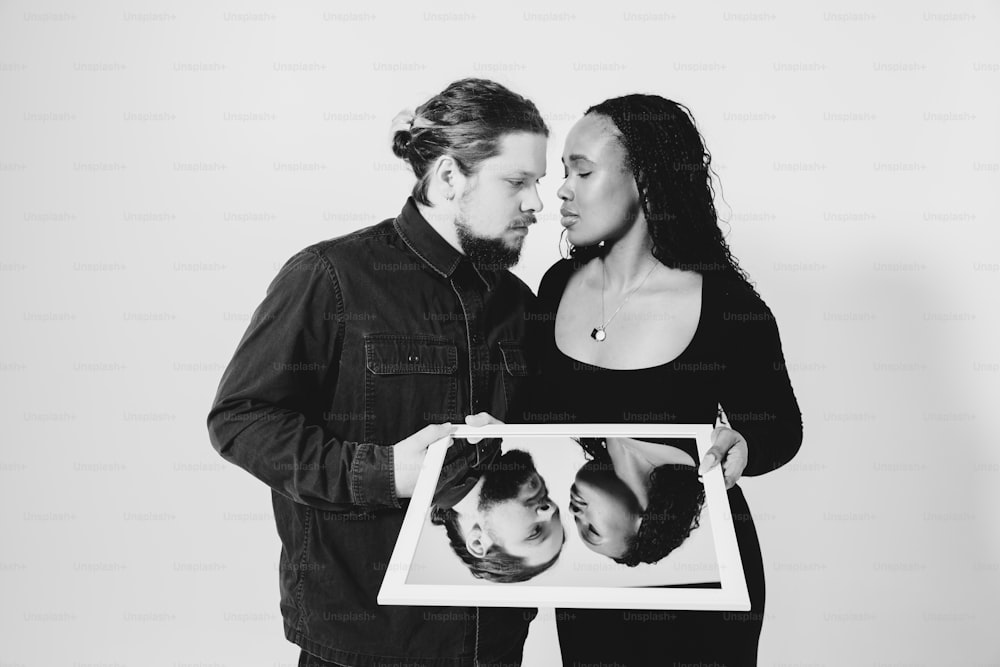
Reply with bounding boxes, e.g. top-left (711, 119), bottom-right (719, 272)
top-left (552, 269), bottom-right (709, 372)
